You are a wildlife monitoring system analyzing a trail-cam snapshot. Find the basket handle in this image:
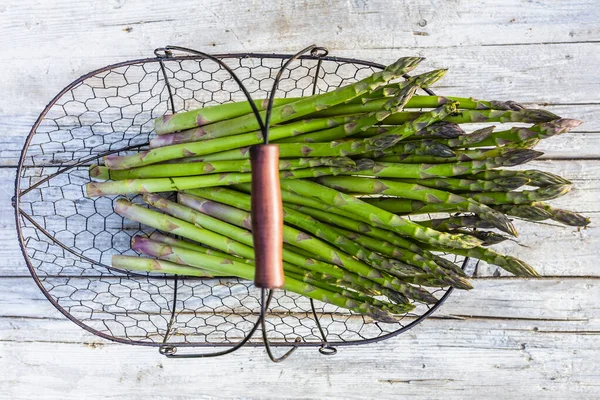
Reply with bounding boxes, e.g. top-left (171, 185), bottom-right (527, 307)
top-left (250, 145), bottom-right (285, 289)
